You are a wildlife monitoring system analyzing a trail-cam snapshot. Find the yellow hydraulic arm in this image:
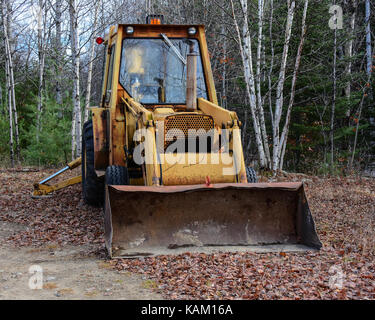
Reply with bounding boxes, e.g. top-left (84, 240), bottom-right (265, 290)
top-left (32, 158), bottom-right (82, 197)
